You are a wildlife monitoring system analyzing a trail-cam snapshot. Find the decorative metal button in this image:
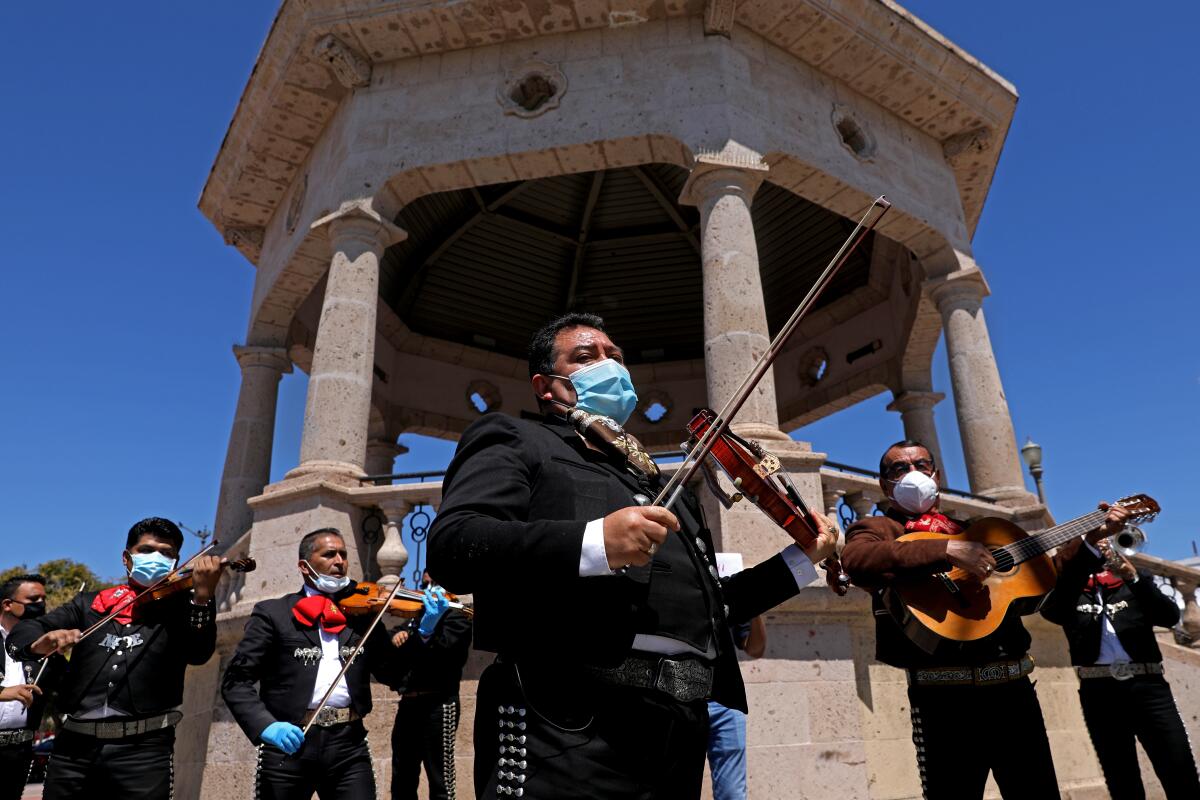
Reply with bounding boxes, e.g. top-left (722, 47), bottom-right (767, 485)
top-left (695, 538), bottom-right (707, 553)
